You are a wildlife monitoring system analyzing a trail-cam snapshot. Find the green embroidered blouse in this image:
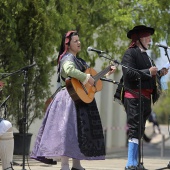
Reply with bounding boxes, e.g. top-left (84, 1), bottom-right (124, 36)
top-left (60, 60), bottom-right (87, 87)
